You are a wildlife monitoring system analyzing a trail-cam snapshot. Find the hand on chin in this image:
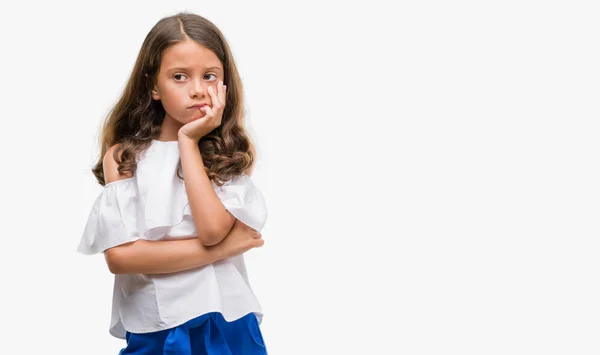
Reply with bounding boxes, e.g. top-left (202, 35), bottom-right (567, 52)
top-left (189, 110), bottom-right (207, 122)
